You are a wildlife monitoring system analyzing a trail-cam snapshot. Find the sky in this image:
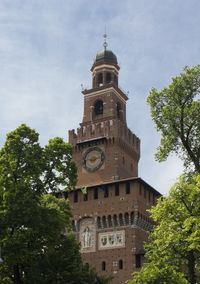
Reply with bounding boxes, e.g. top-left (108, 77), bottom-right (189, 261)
top-left (0, 0), bottom-right (199, 195)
